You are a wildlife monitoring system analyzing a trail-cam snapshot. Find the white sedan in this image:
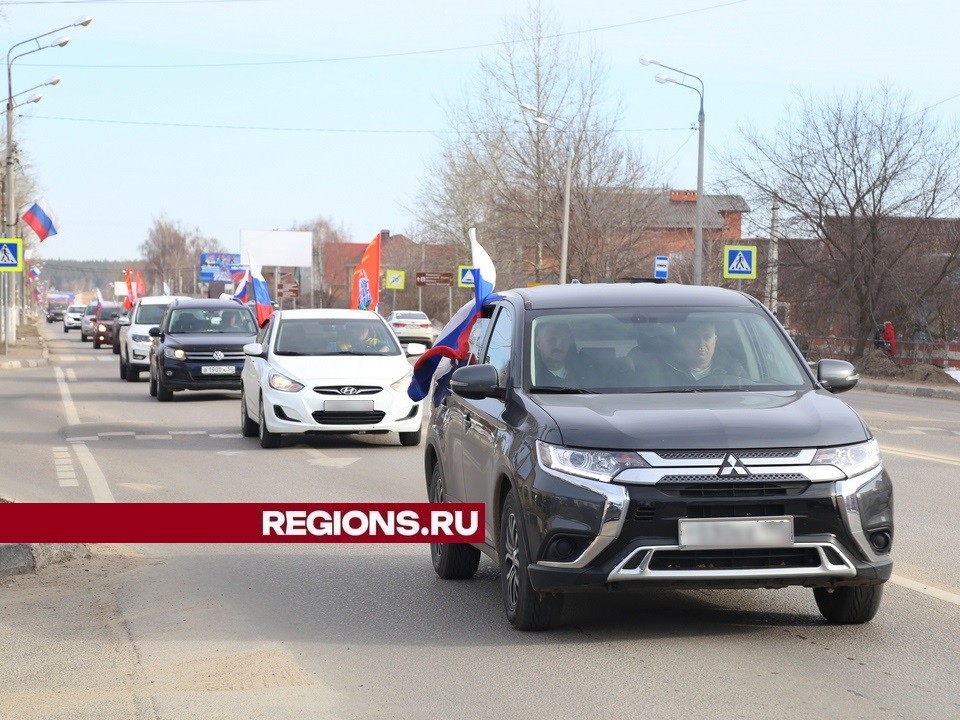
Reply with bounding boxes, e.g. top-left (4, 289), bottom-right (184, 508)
top-left (240, 308), bottom-right (426, 448)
